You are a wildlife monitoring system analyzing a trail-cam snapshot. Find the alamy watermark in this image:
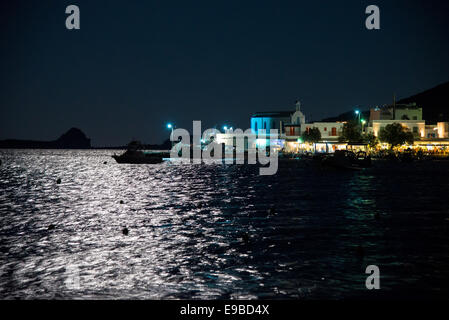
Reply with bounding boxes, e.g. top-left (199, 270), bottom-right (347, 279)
top-left (169, 121), bottom-right (279, 176)
top-left (365, 5), bottom-right (380, 30)
top-left (65, 5), bottom-right (80, 30)
top-left (365, 265), bottom-right (380, 290)
top-left (65, 4), bottom-right (380, 30)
